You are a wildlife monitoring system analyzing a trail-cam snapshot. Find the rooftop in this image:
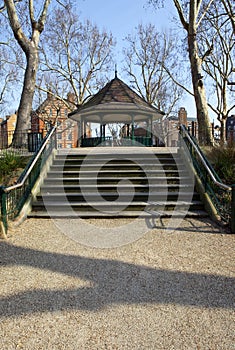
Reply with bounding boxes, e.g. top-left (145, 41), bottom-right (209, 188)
top-left (69, 76), bottom-right (164, 123)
